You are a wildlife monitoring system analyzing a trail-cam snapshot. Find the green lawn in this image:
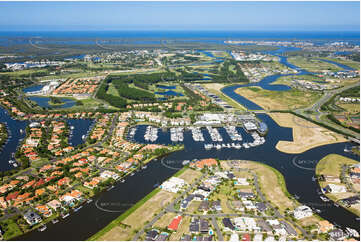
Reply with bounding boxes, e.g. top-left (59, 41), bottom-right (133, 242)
top-left (288, 57), bottom-right (343, 72)
top-left (316, 154), bottom-right (358, 177)
top-left (106, 83), bottom-right (120, 97)
top-left (1, 218), bottom-right (23, 240)
top-left (322, 58), bottom-right (360, 70)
